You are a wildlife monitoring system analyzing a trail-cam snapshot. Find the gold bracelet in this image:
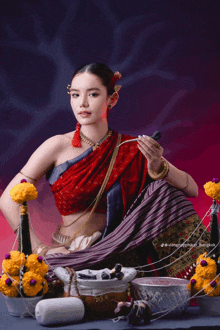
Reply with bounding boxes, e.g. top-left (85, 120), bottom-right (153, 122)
top-left (148, 157), bottom-right (169, 180)
top-left (19, 171), bottom-right (37, 181)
